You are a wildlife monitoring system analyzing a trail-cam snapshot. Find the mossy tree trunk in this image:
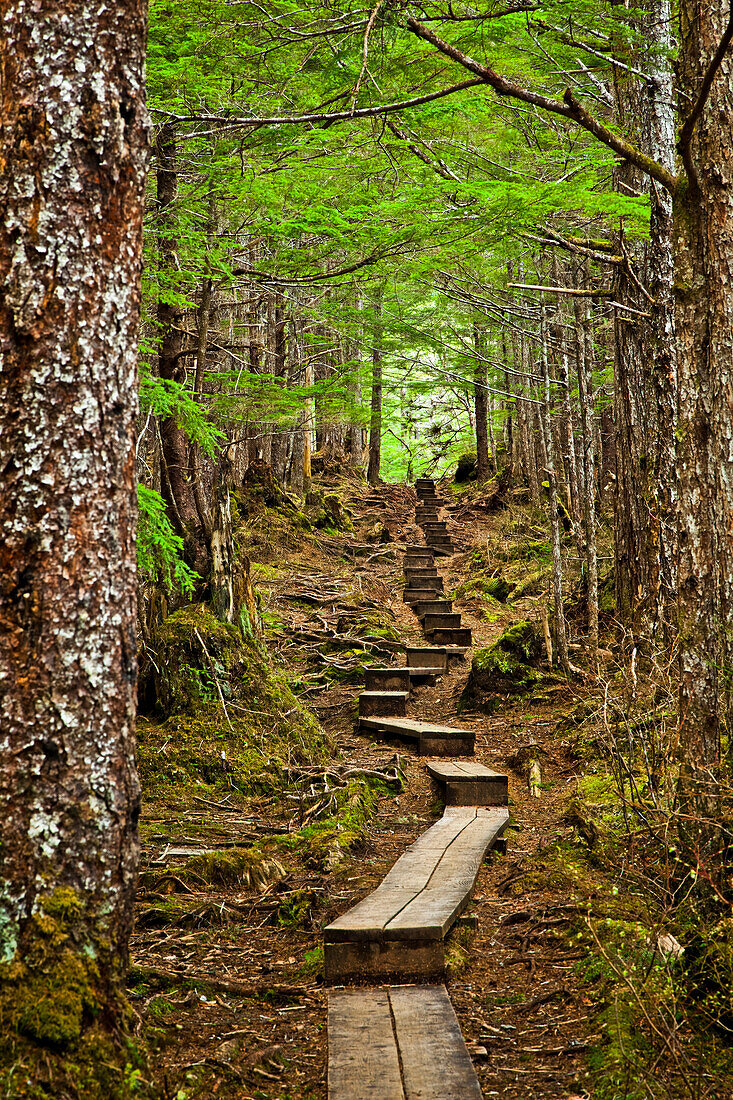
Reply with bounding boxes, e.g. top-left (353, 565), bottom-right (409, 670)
top-left (367, 287), bottom-right (383, 486)
top-left (0, 0), bottom-right (147, 1081)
